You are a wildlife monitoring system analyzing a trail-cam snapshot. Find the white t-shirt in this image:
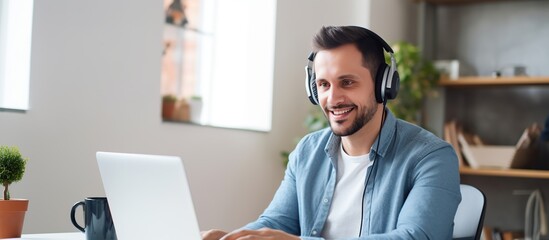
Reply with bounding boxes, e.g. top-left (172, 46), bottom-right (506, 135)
top-left (321, 144), bottom-right (372, 239)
